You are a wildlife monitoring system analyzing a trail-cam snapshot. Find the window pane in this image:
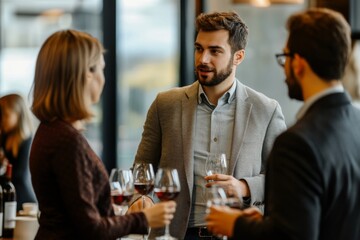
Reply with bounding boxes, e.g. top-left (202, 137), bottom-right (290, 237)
top-left (116, 0), bottom-right (179, 168)
top-left (0, 0), bottom-right (103, 154)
